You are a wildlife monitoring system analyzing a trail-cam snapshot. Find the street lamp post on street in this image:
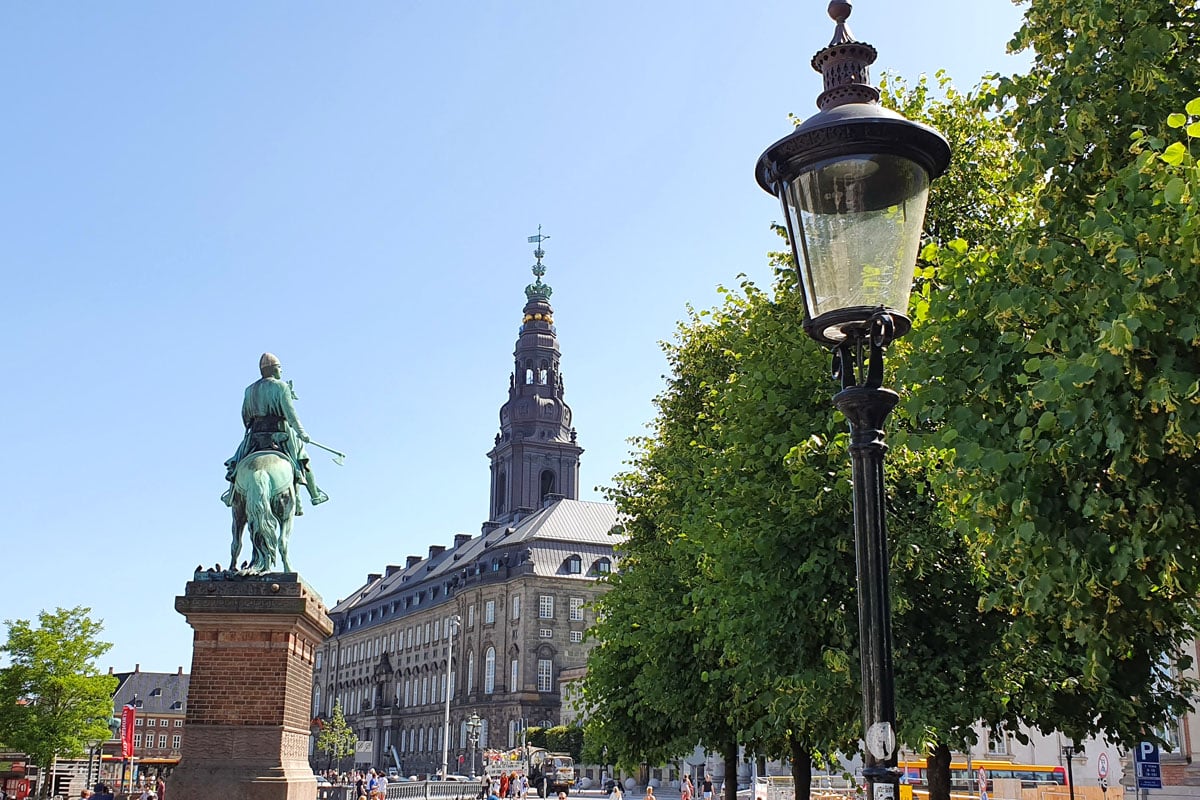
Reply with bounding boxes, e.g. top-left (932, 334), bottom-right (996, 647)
top-left (466, 713), bottom-right (482, 779)
top-left (1062, 745), bottom-right (1078, 800)
top-left (440, 614), bottom-right (462, 779)
top-left (755, 3), bottom-right (950, 800)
